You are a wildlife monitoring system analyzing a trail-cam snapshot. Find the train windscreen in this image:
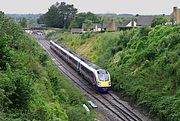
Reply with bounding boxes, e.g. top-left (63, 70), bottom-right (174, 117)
top-left (97, 70), bottom-right (109, 81)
